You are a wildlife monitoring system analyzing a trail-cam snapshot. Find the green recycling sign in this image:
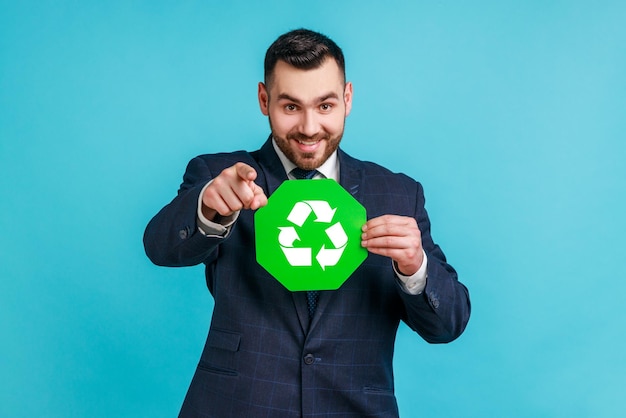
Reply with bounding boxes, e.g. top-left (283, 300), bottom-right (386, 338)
top-left (255, 179), bottom-right (367, 291)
